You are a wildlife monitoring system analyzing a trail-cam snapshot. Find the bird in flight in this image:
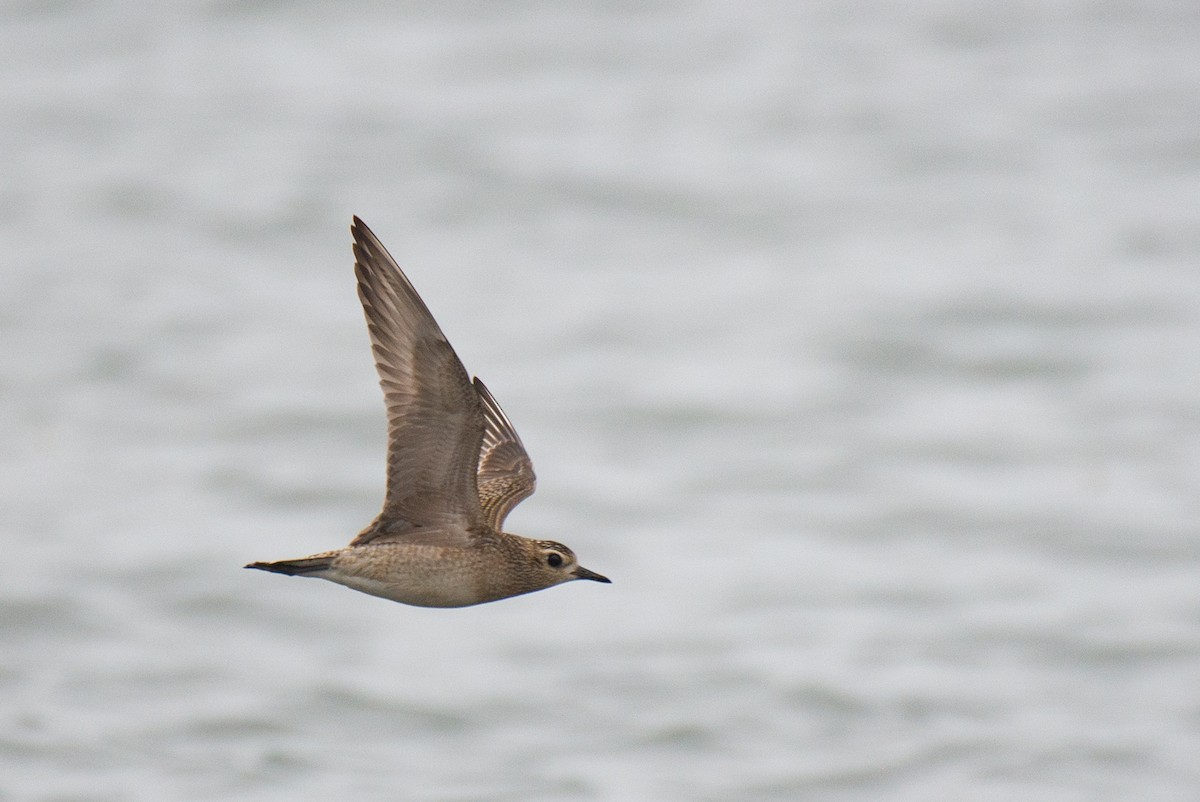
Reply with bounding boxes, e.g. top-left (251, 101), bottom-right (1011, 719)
top-left (246, 217), bottom-right (609, 607)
